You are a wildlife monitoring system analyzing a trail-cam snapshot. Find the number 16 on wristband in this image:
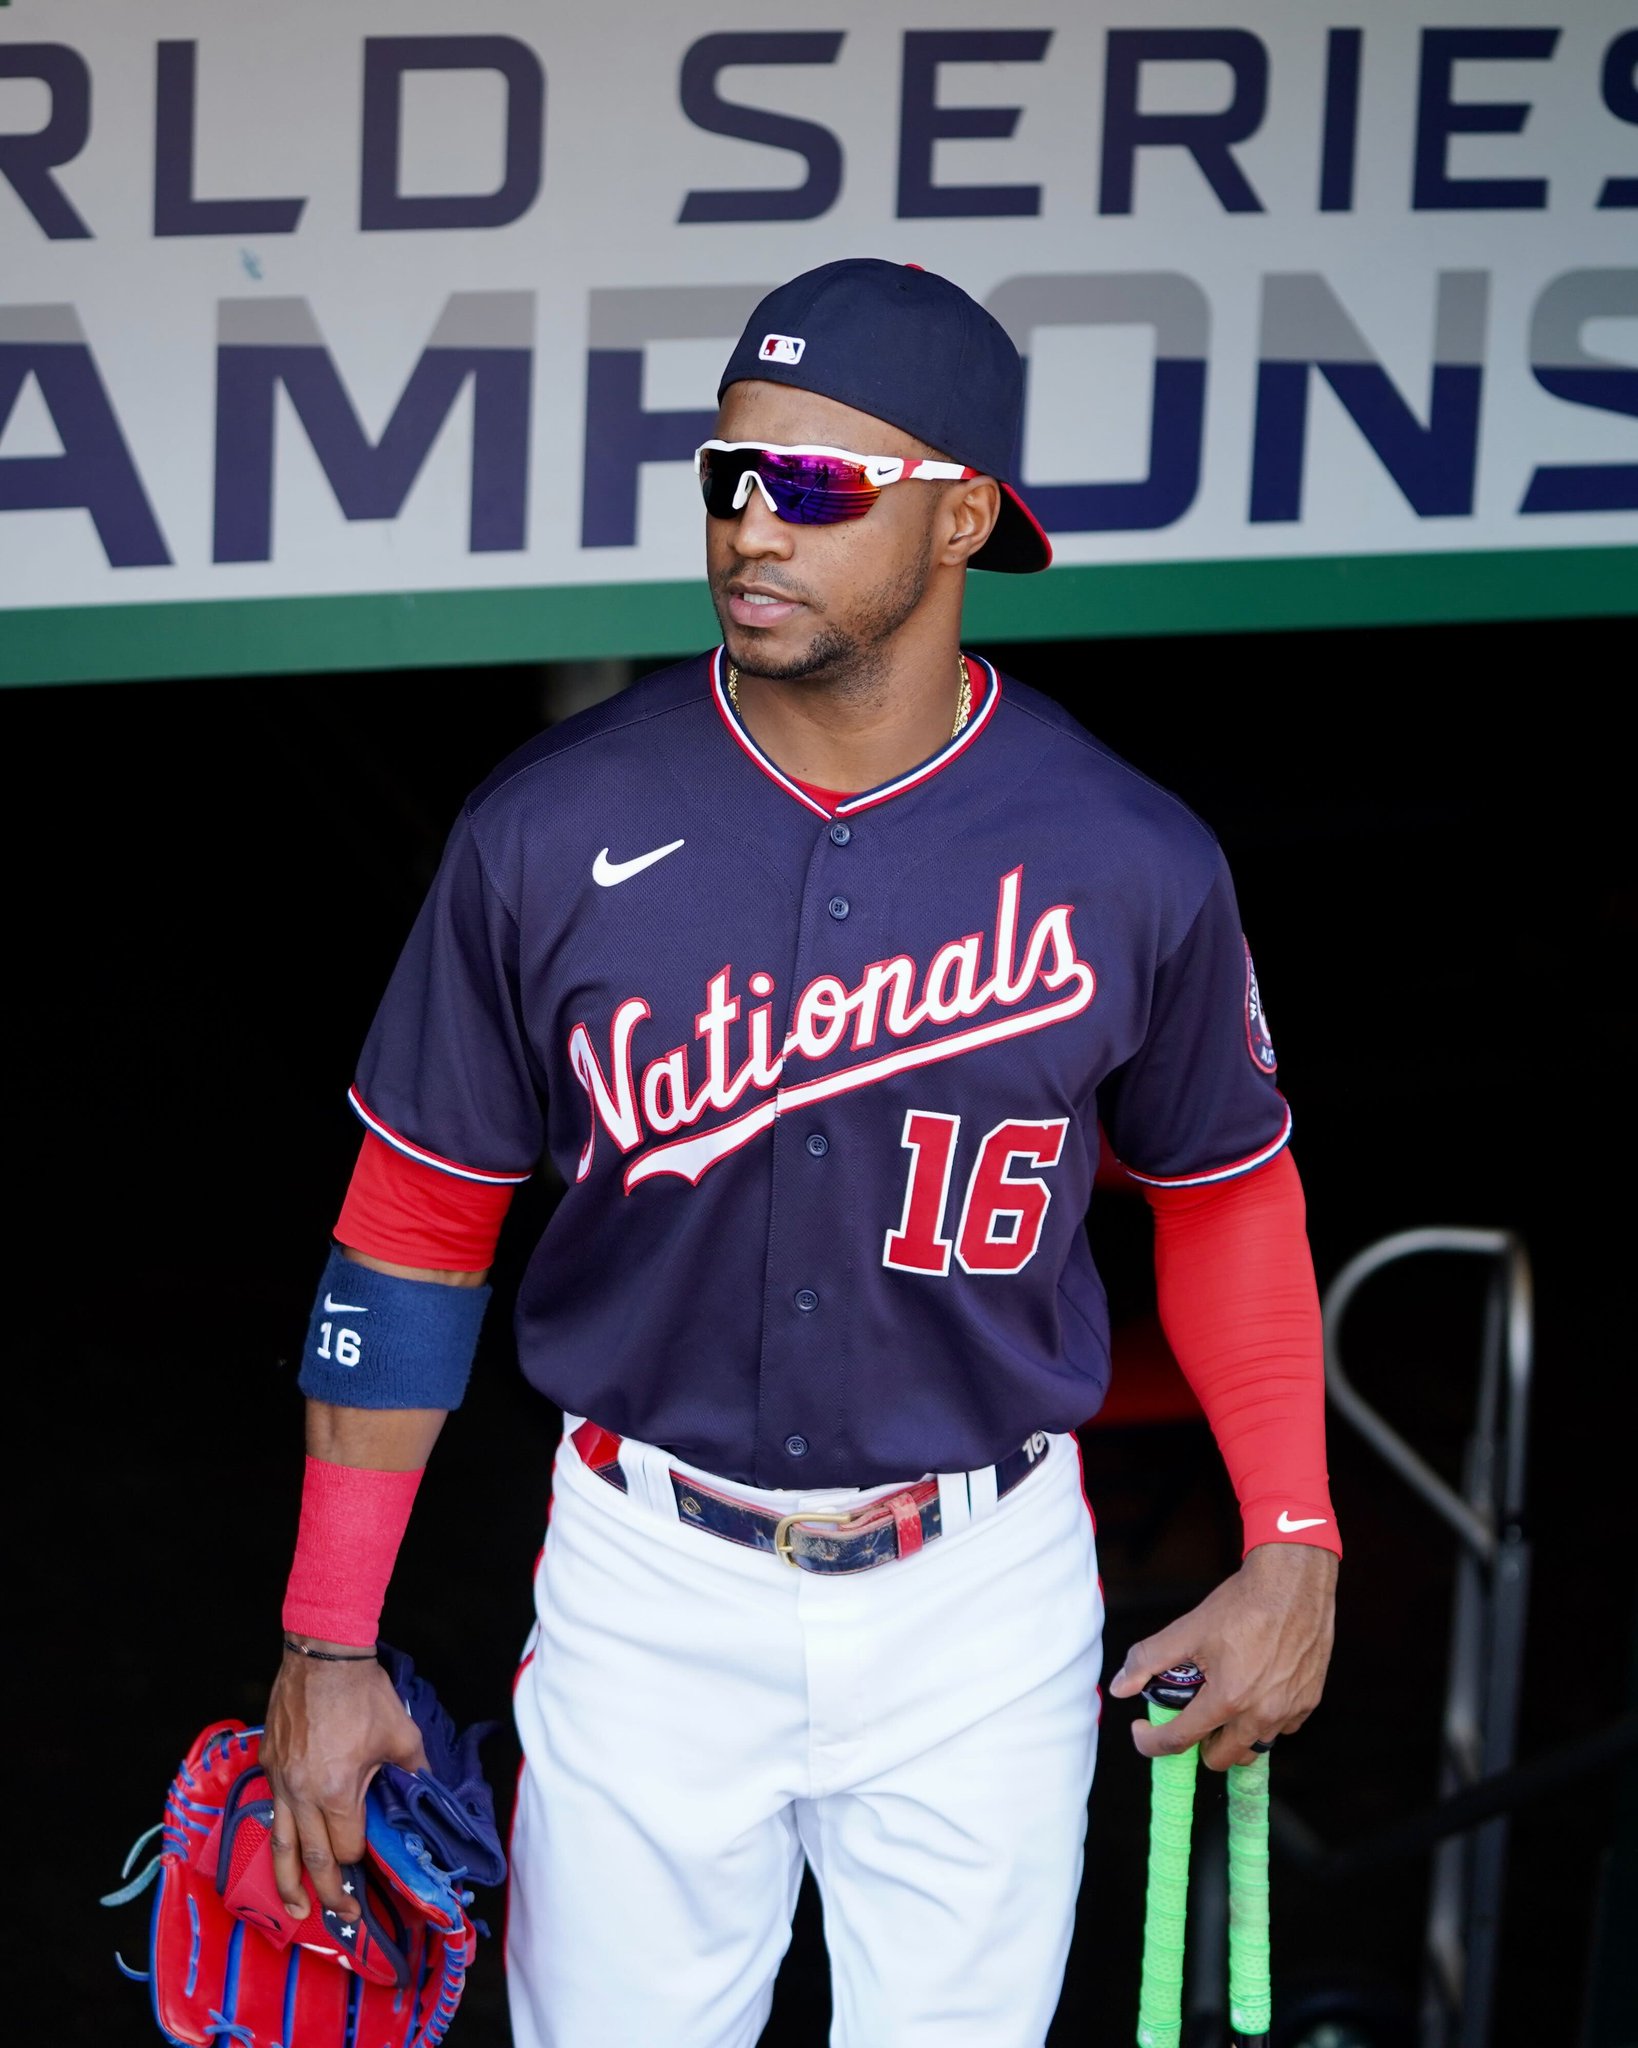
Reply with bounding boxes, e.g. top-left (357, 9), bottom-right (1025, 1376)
top-left (314, 1318), bottom-right (361, 1368)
